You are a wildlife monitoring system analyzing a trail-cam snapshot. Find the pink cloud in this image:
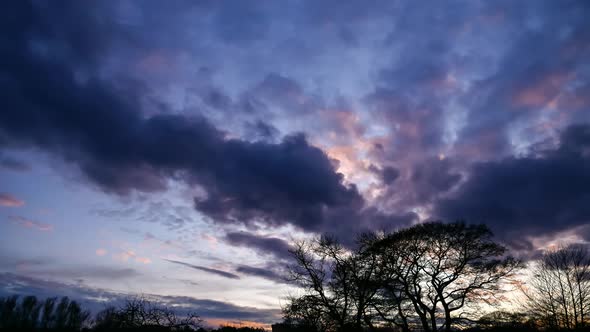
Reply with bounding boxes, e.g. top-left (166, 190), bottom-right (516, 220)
top-left (512, 71), bottom-right (572, 108)
top-left (8, 216), bottom-right (53, 232)
top-left (0, 193), bottom-right (25, 207)
top-left (201, 233), bottom-right (218, 250)
top-left (135, 257), bottom-right (152, 264)
top-left (112, 249), bottom-right (151, 264)
top-left (113, 250), bottom-right (136, 262)
top-left (95, 248), bottom-right (107, 256)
